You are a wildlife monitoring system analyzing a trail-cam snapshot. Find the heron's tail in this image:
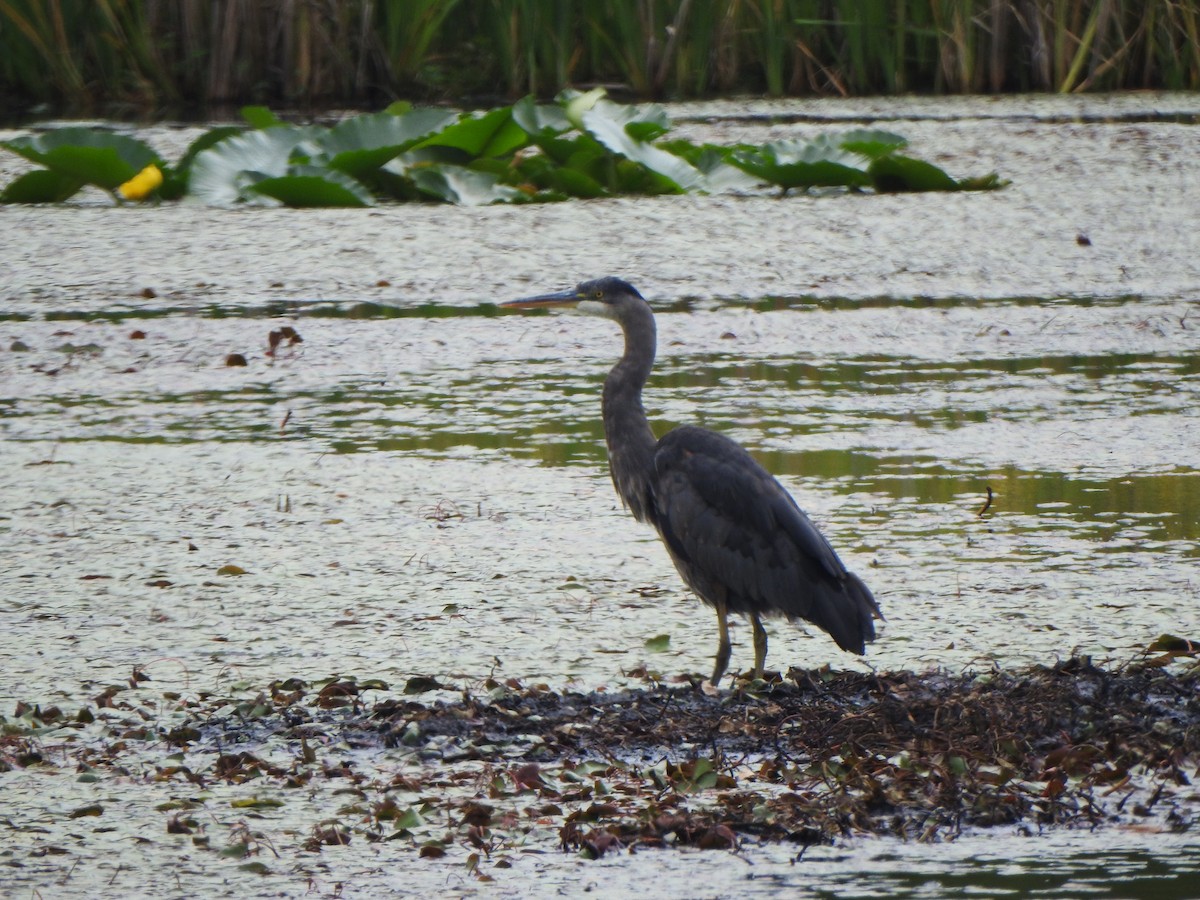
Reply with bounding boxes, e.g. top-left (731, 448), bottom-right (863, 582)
top-left (815, 572), bottom-right (882, 655)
